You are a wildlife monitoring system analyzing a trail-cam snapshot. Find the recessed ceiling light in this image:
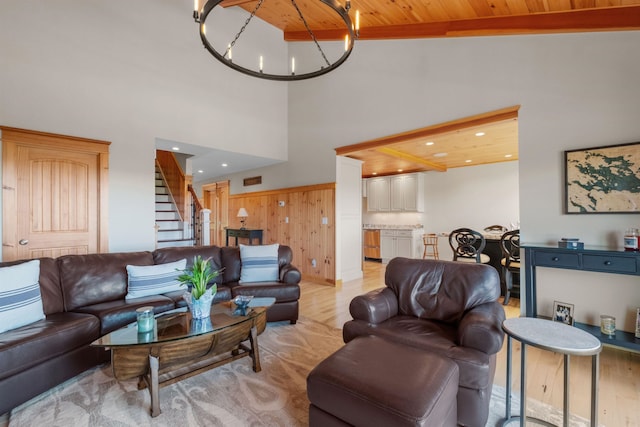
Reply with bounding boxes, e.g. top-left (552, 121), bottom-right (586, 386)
top-left (433, 152), bottom-right (448, 157)
top-left (372, 172), bottom-right (377, 175)
top-left (465, 160), bottom-right (472, 163)
top-left (221, 163), bottom-right (228, 167)
top-left (397, 169), bottom-right (403, 172)
top-left (172, 146), bottom-right (180, 151)
top-left (197, 170), bottom-right (204, 173)
top-left (475, 132), bottom-right (485, 137)
top-left (426, 141), bottom-right (434, 146)
top-left (505, 154), bottom-right (513, 158)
